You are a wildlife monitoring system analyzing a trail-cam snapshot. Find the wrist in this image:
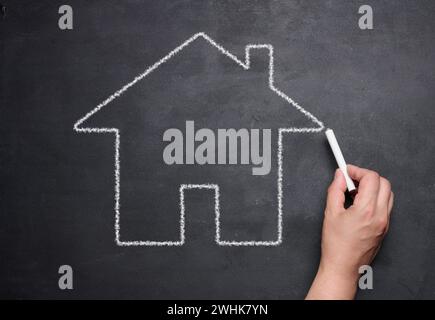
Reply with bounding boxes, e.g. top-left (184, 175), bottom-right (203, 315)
top-left (318, 260), bottom-right (360, 285)
top-left (306, 261), bottom-right (359, 300)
